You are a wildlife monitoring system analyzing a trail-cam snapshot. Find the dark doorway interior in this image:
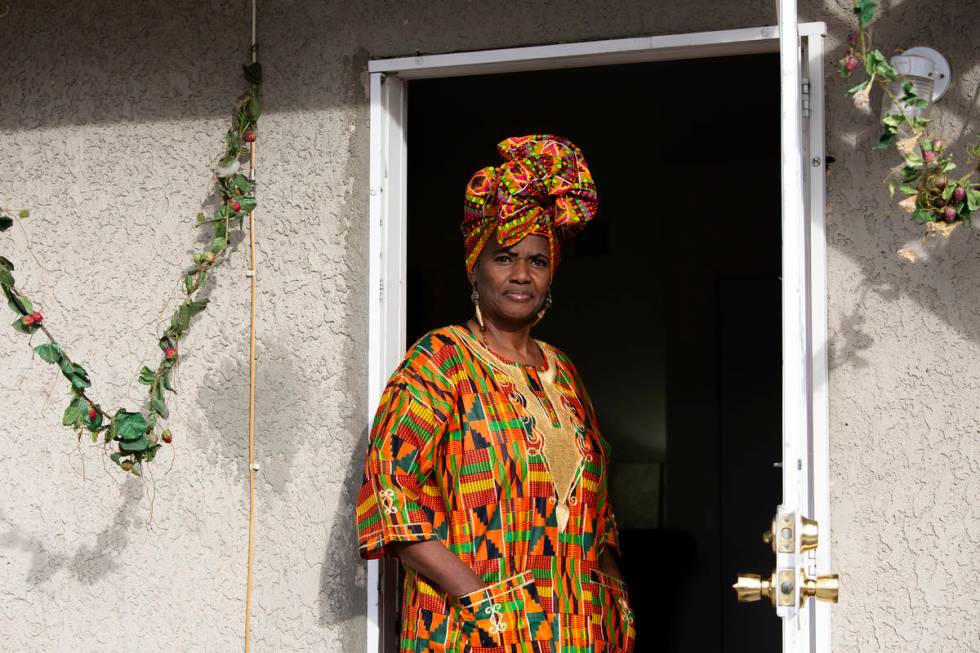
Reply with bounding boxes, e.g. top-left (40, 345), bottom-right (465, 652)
top-left (404, 53), bottom-right (782, 653)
